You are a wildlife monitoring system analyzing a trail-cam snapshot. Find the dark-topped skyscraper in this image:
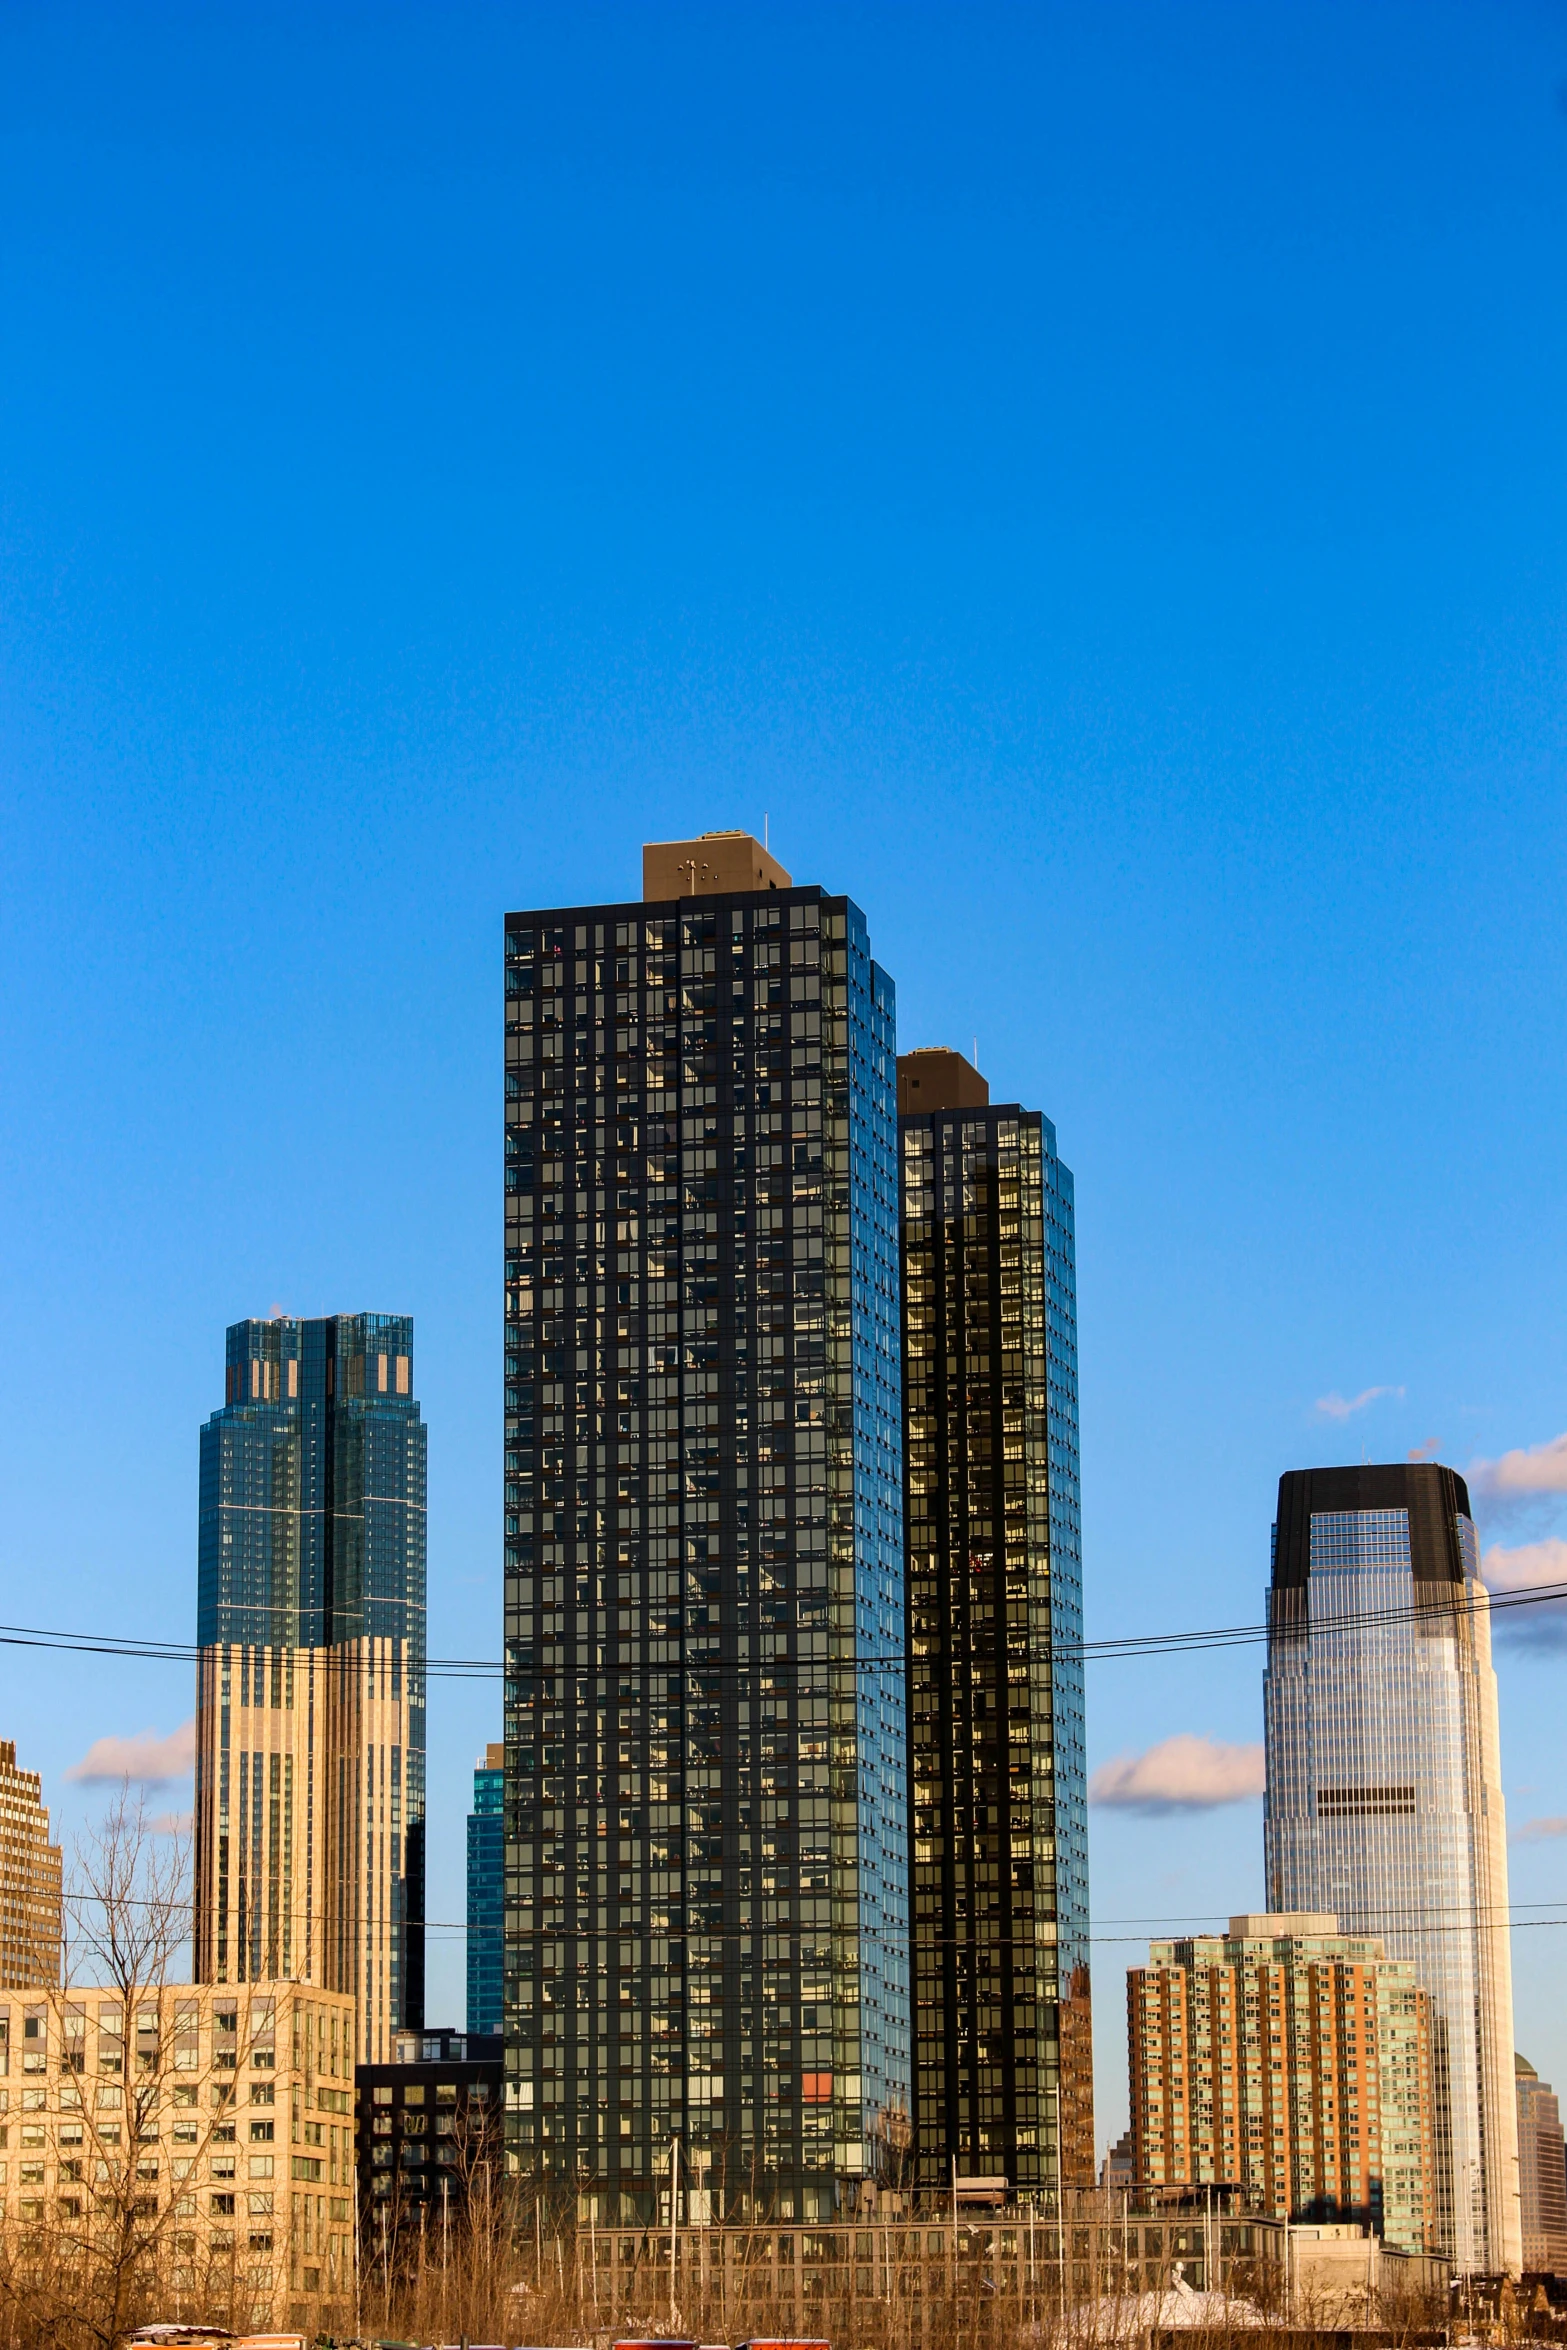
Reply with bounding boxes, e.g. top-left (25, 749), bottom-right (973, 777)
top-left (1264, 1462), bottom-right (1519, 2274)
top-left (897, 1048), bottom-right (1091, 2199)
top-left (502, 831), bottom-right (907, 2222)
top-left (194, 1313), bottom-right (427, 2059)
